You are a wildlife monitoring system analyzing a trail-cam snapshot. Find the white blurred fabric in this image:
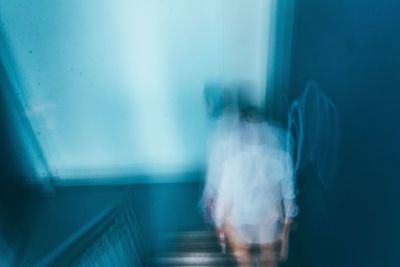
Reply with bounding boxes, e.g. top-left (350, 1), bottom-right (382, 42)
top-left (215, 121), bottom-right (298, 244)
top-left (201, 111), bottom-right (240, 221)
